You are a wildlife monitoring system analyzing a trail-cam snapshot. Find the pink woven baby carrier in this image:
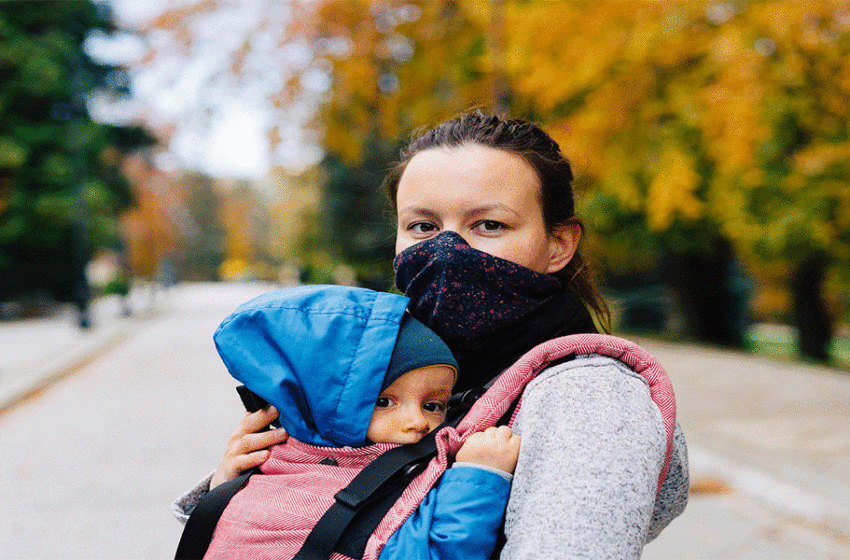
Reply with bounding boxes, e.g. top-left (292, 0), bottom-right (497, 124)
top-left (198, 334), bottom-right (676, 560)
